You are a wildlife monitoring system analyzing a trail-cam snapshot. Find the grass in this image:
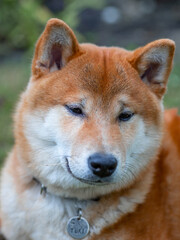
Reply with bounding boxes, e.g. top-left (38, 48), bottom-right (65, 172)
top-left (0, 57), bottom-right (31, 167)
top-left (164, 64), bottom-right (180, 109)
top-left (0, 58), bottom-right (180, 167)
